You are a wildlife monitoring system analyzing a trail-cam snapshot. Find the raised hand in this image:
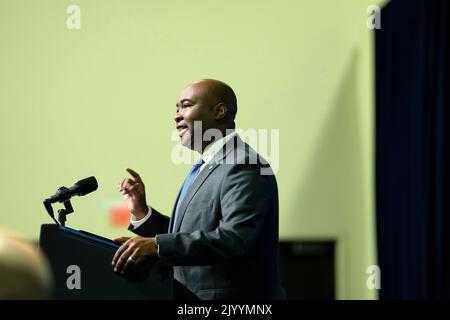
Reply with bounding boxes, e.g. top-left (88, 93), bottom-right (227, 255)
top-left (117, 168), bottom-right (148, 220)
